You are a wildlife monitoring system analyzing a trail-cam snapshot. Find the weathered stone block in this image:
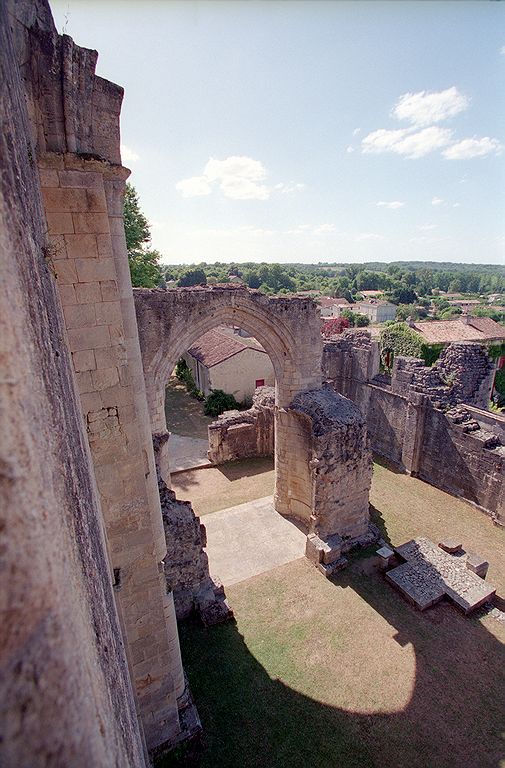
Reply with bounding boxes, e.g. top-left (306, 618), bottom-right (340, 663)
top-left (466, 553), bottom-right (489, 579)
